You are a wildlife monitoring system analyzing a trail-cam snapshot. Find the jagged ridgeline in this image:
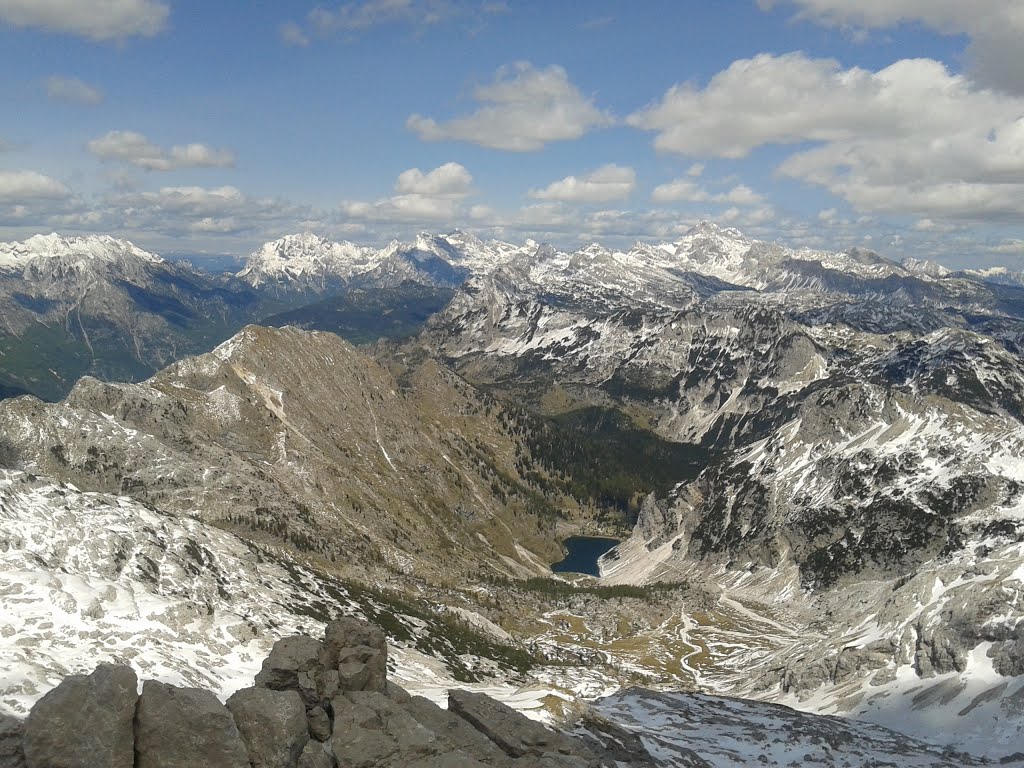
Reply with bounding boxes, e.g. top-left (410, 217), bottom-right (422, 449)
top-left (0, 233), bottom-right (476, 401)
